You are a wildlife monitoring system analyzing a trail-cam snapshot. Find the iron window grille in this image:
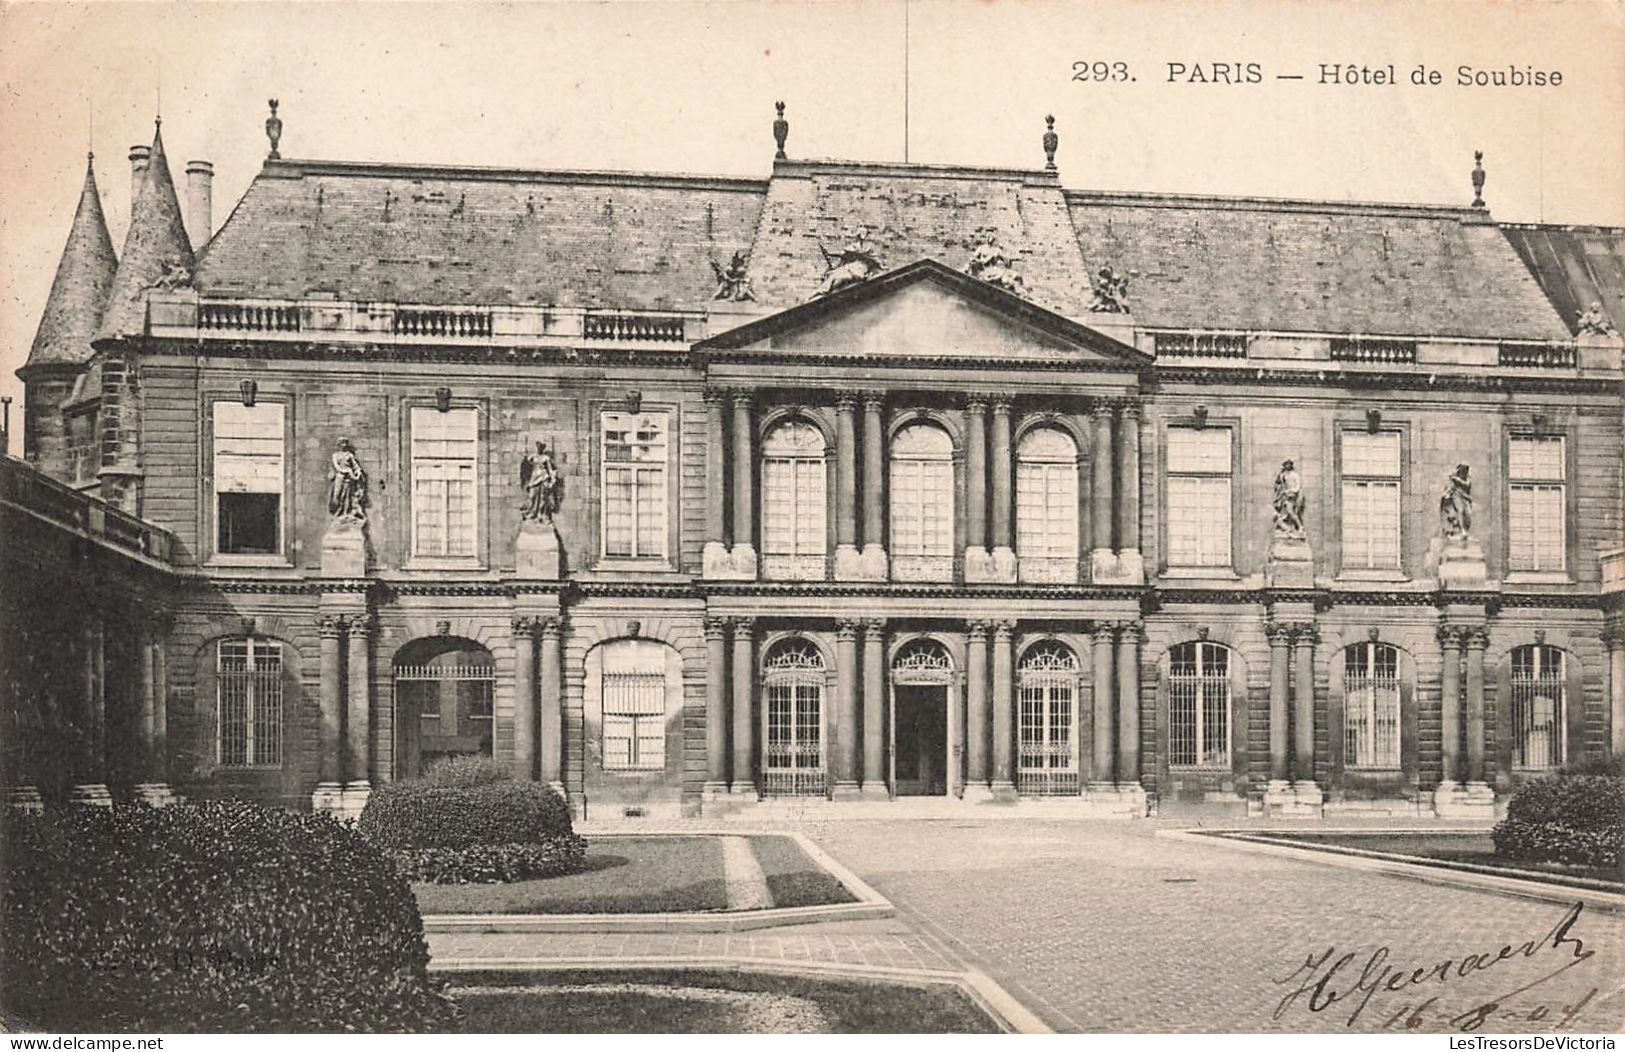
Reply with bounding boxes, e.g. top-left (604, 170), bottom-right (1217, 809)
top-left (891, 638), bottom-right (955, 684)
top-left (1017, 641), bottom-right (1079, 795)
top-left (762, 639), bottom-right (826, 797)
top-left (1168, 641), bottom-right (1230, 767)
top-left (601, 642), bottom-right (668, 772)
top-left (217, 638), bottom-right (282, 767)
top-left (1510, 645), bottom-right (1565, 769)
top-left (1344, 642), bottom-right (1401, 768)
